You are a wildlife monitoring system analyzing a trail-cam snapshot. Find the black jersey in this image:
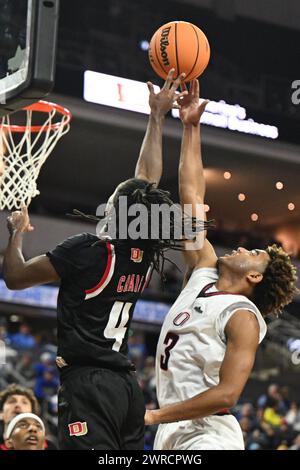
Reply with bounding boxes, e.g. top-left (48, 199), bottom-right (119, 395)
top-left (47, 233), bottom-right (152, 370)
